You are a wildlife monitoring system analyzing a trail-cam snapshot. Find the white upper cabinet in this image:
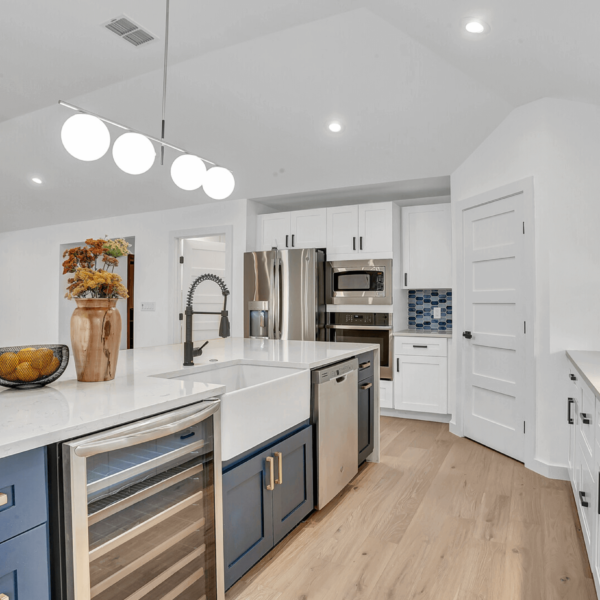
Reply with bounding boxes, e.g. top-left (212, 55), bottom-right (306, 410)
top-left (402, 203), bottom-right (452, 289)
top-left (358, 202), bottom-right (393, 254)
top-left (290, 208), bottom-right (327, 249)
top-left (256, 213), bottom-right (291, 250)
top-left (326, 205), bottom-right (359, 255)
